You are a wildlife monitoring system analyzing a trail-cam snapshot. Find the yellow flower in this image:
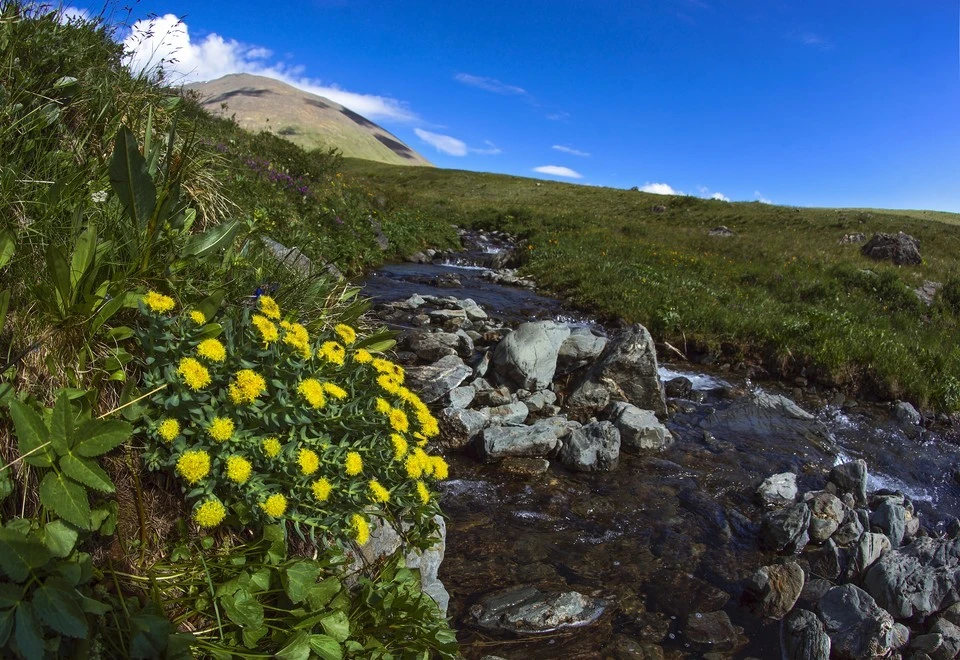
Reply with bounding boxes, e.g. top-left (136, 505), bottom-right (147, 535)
top-left (312, 478), bottom-right (332, 502)
top-left (143, 290), bottom-right (175, 314)
top-left (377, 374), bottom-right (402, 395)
top-left (262, 437), bottom-right (282, 458)
top-left (157, 419), bottom-right (180, 442)
top-left (413, 448), bottom-right (433, 477)
top-left (372, 358), bottom-right (403, 381)
top-left (252, 314), bottom-right (279, 344)
top-left (345, 451), bottom-right (363, 476)
top-left (229, 369), bottom-right (267, 405)
top-left (375, 398), bottom-right (391, 415)
top-left (320, 341), bottom-right (345, 366)
top-left (177, 357), bottom-right (211, 391)
top-left (258, 295), bottom-right (281, 320)
top-left (404, 454), bottom-right (423, 479)
top-left (430, 455), bottom-right (449, 480)
top-left (281, 321), bottom-right (311, 359)
top-left (194, 499), bottom-right (226, 528)
top-left (351, 513), bottom-right (370, 546)
top-left (390, 434), bottom-right (408, 461)
top-left (413, 432), bottom-right (429, 447)
top-left (208, 417), bottom-right (235, 443)
top-left (416, 480), bottom-right (430, 505)
top-left (334, 323), bottom-right (357, 345)
top-left (397, 387), bottom-right (423, 409)
top-left (225, 455), bottom-right (252, 484)
top-left (298, 448), bottom-right (320, 475)
top-left (418, 409), bottom-right (440, 438)
top-left (368, 480), bottom-right (390, 504)
top-left (260, 493), bottom-right (287, 517)
top-left (388, 408), bottom-right (409, 433)
top-left (197, 338), bottom-right (226, 362)
top-left (322, 382), bottom-right (348, 400)
top-left (176, 450), bottom-right (211, 484)
top-left (189, 310), bottom-right (207, 325)
top-left (353, 348), bottom-right (373, 364)
top-left (297, 379), bottom-right (327, 409)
